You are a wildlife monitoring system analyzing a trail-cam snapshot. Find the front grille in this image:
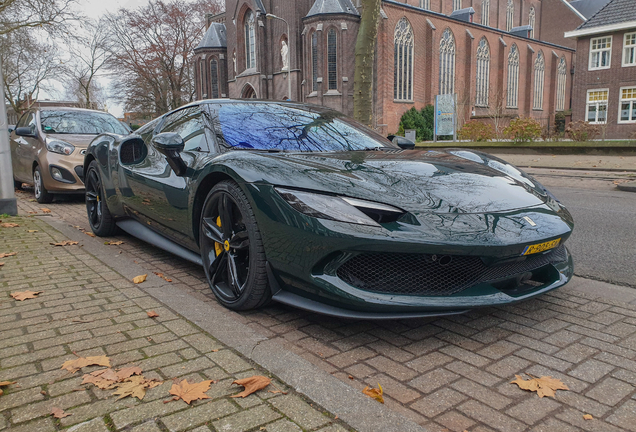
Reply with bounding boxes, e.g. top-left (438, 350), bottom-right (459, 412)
top-left (336, 245), bottom-right (566, 296)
